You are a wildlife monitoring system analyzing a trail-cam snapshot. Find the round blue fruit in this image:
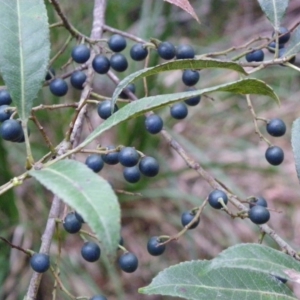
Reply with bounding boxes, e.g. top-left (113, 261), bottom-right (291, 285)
top-left (170, 102), bottom-right (188, 119)
top-left (110, 53), bottom-right (128, 72)
top-left (245, 49), bottom-right (264, 62)
top-left (157, 41), bottom-right (176, 60)
top-left (130, 44), bottom-right (148, 61)
top-left (97, 100), bottom-right (118, 120)
top-left (145, 114), bottom-right (163, 134)
top-left (176, 44), bottom-right (195, 59)
top-left (49, 78), bottom-right (68, 97)
top-left (265, 146), bottom-right (284, 166)
top-left (185, 94), bottom-right (201, 106)
top-left (248, 205), bottom-right (270, 224)
top-left (30, 253), bottom-right (50, 273)
top-left (272, 27), bottom-right (290, 44)
top-left (147, 236), bottom-right (166, 256)
top-left (0, 90), bottom-right (12, 105)
top-left (108, 34), bottom-right (127, 52)
top-left (182, 70), bottom-right (200, 86)
top-left (75, 211), bottom-right (85, 223)
top-left (101, 145), bottom-right (119, 165)
top-left (118, 252), bottom-right (138, 273)
top-left (45, 67), bottom-right (56, 81)
top-left (266, 118), bottom-right (286, 137)
top-left (71, 44), bottom-right (90, 64)
top-left (208, 189), bottom-right (228, 209)
top-left (267, 42), bottom-right (284, 53)
top-left (63, 212), bottom-right (82, 234)
top-left (249, 196), bottom-right (268, 209)
top-left (0, 105), bottom-right (13, 122)
top-left (70, 71), bottom-right (87, 90)
top-left (120, 83), bottom-right (136, 99)
top-left (123, 166), bottom-right (141, 183)
top-left (0, 119), bottom-right (23, 141)
top-left (85, 154), bottom-right (104, 173)
top-left (92, 55), bottom-right (110, 74)
top-left (181, 211), bottom-right (200, 229)
top-left (118, 147), bottom-right (140, 167)
top-left (81, 242), bottom-right (101, 262)
top-left (139, 156), bottom-right (159, 177)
